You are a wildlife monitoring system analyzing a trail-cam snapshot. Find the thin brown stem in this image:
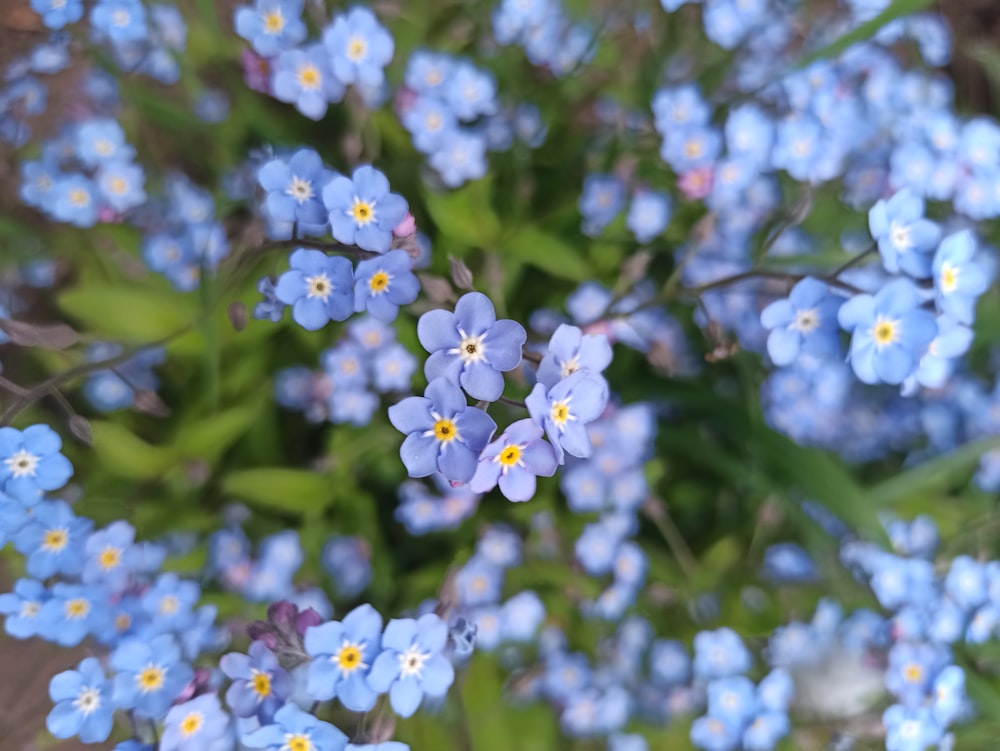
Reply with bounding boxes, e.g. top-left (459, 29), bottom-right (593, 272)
top-left (497, 395), bottom-right (527, 409)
